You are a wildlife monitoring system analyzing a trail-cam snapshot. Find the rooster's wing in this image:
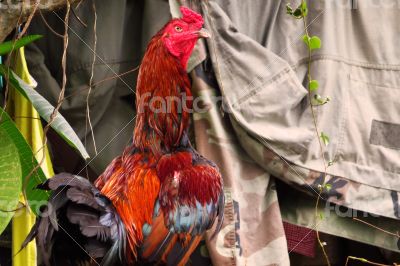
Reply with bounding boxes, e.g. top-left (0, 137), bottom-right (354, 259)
top-left (140, 149), bottom-right (224, 266)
